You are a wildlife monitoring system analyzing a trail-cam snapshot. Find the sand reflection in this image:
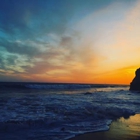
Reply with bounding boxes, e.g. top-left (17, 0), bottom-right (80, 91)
top-left (69, 114), bottom-right (140, 140)
top-left (114, 114), bottom-right (140, 140)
